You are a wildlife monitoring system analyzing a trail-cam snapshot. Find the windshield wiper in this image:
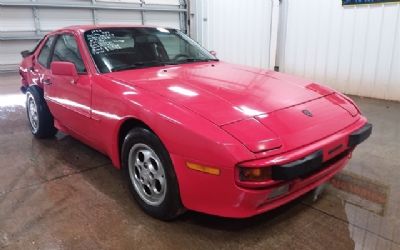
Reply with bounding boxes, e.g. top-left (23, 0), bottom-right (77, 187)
top-left (111, 61), bottom-right (166, 72)
top-left (110, 58), bottom-right (219, 72)
top-left (176, 58), bottom-right (219, 64)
